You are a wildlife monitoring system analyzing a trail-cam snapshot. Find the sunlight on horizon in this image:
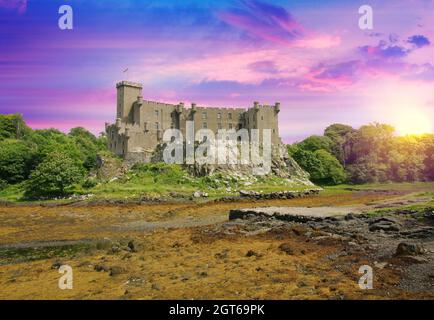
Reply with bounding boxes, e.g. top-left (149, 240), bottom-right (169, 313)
top-left (395, 110), bottom-right (432, 136)
top-left (368, 81), bottom-right (433, 136)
